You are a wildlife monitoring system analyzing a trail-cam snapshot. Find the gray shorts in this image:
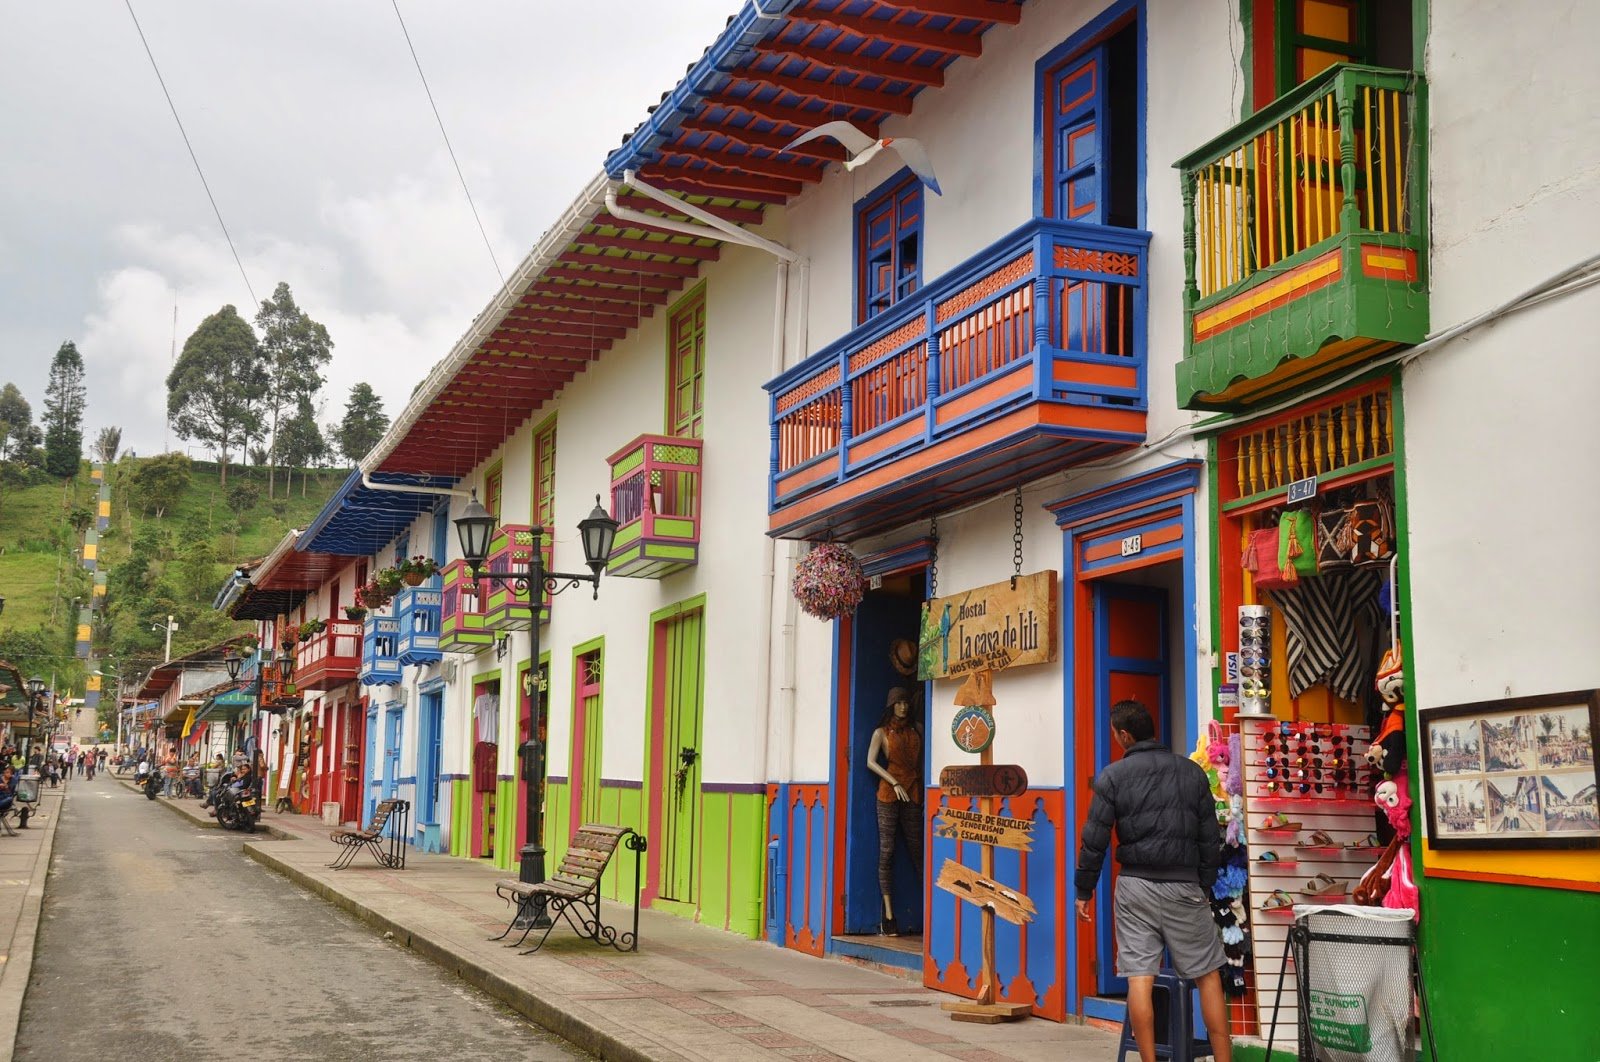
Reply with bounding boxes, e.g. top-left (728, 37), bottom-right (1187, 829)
top-left (1113, 876), bottom-right (1225, 980)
